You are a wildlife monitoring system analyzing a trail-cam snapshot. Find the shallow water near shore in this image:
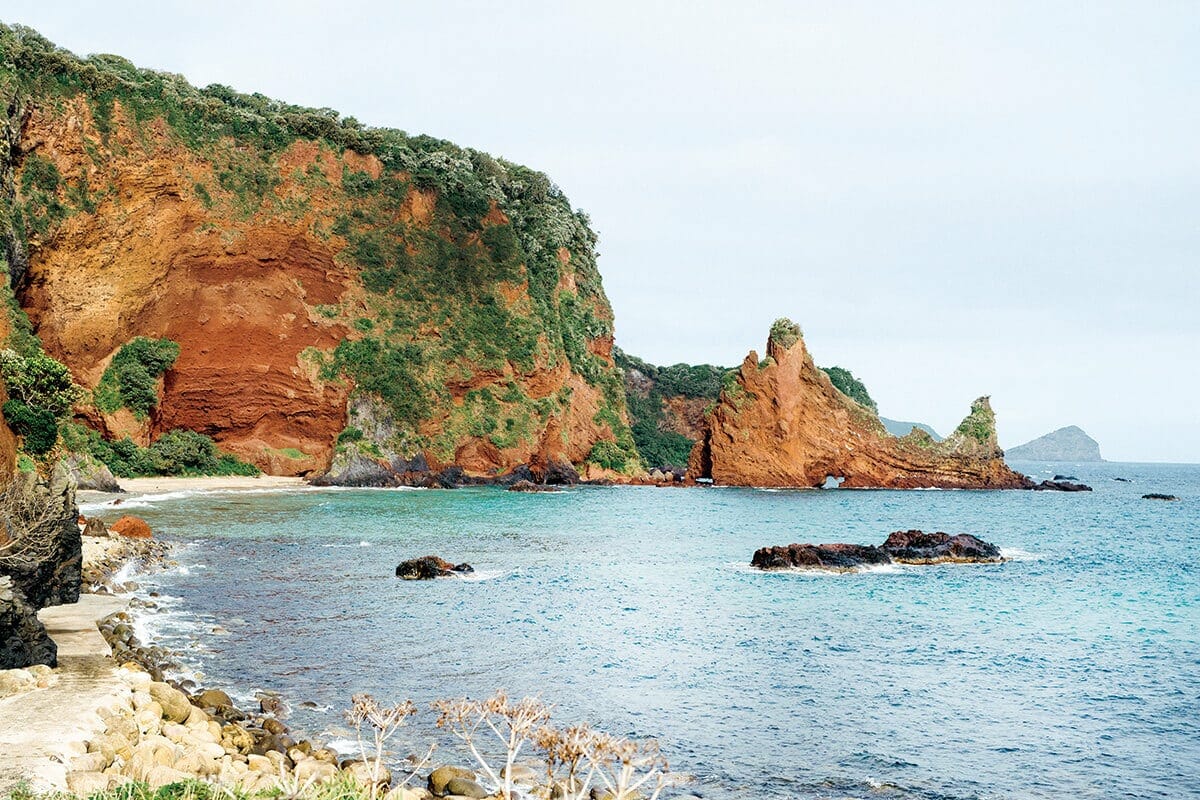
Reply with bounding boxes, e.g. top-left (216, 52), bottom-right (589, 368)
top-left (84, 461), bottom-right (1200, 799)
